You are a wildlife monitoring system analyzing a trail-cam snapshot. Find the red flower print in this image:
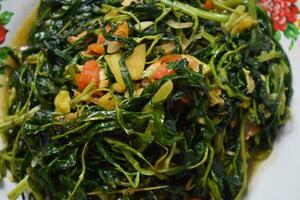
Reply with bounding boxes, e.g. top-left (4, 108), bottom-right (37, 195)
top-left (0, 24), bottom-right (8, 44)
top-left (259, 0), bottom-right (299, 31)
